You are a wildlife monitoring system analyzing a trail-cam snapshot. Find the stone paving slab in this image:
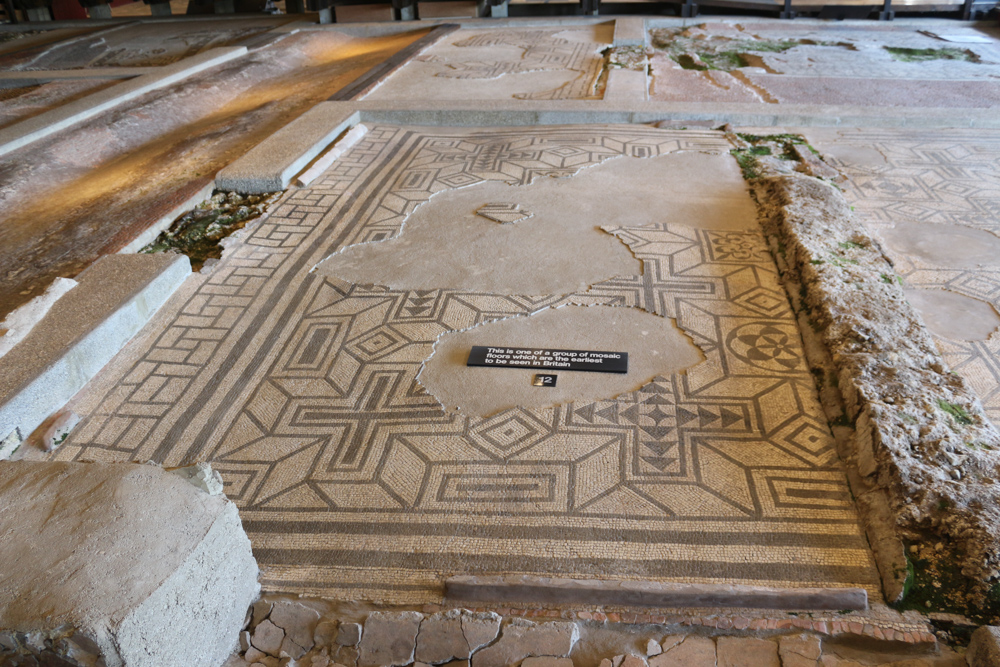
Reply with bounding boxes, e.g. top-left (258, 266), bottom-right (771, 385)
top-left (613, 17), bottom-right (646, 48)
top-left (215, 103), bottom-right (360, 193)
top-left (0, 67), bottom-right (159, 86)
top-left (0, 253), bottom-right (190, 448)
top-left (0, 46), bottom-right (246, 157)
